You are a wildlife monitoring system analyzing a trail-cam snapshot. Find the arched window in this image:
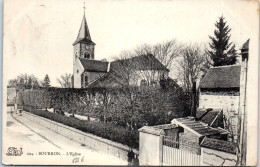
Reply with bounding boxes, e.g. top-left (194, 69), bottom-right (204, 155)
top-left (83, 52), bottom-right (91, 59)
